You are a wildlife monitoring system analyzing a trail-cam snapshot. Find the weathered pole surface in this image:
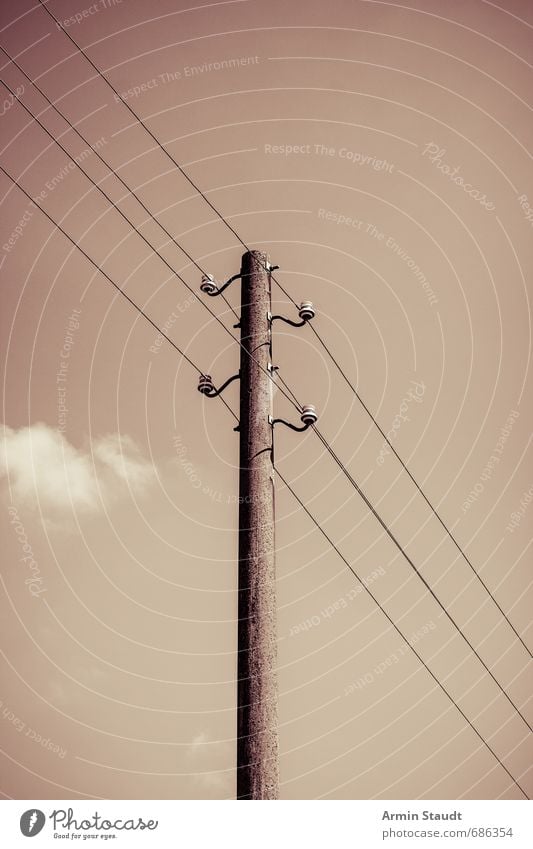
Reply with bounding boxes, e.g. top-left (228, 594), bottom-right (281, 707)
top-left (236, 250), bottom-right (279, 800)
